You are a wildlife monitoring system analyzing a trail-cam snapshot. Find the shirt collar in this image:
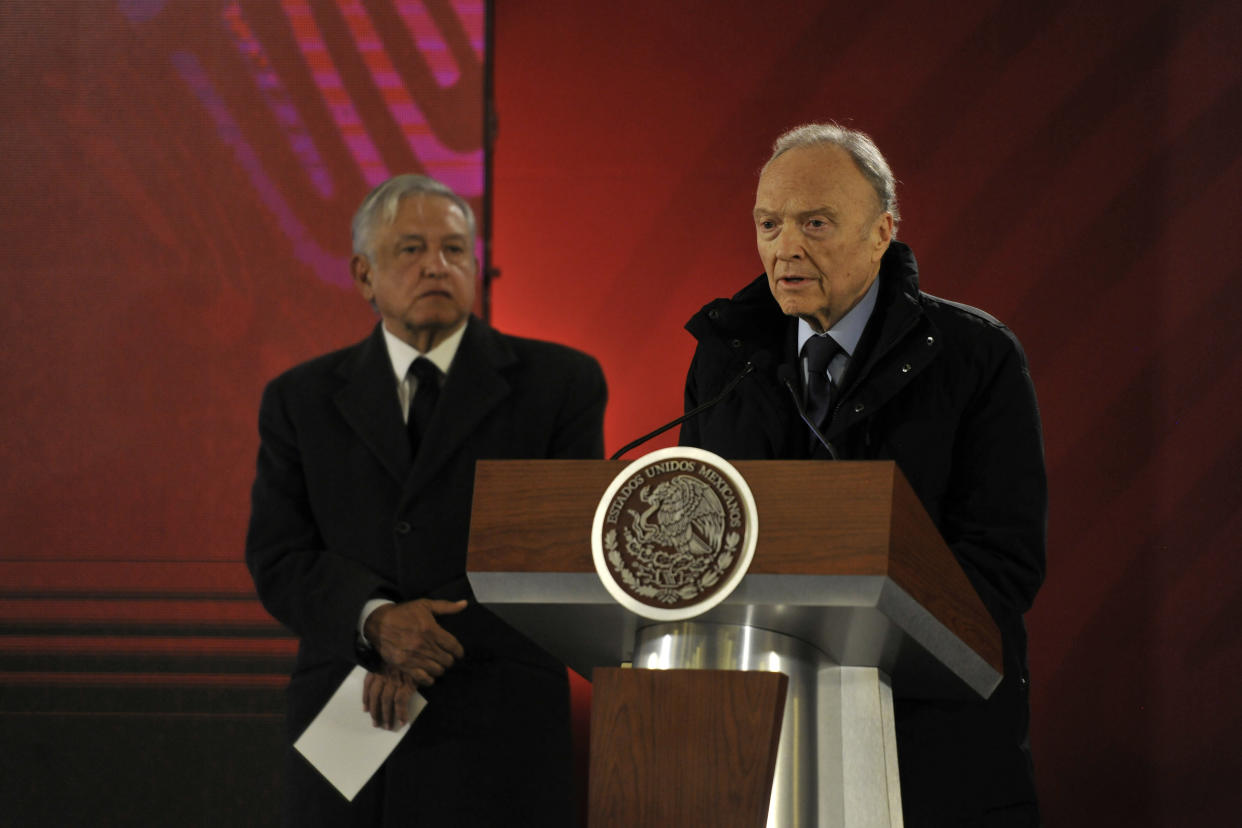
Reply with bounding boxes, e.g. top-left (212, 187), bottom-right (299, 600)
top-left (381, 319), bottom-right (468, 382)
top-left (795, 275), bottom-right (880, 356)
